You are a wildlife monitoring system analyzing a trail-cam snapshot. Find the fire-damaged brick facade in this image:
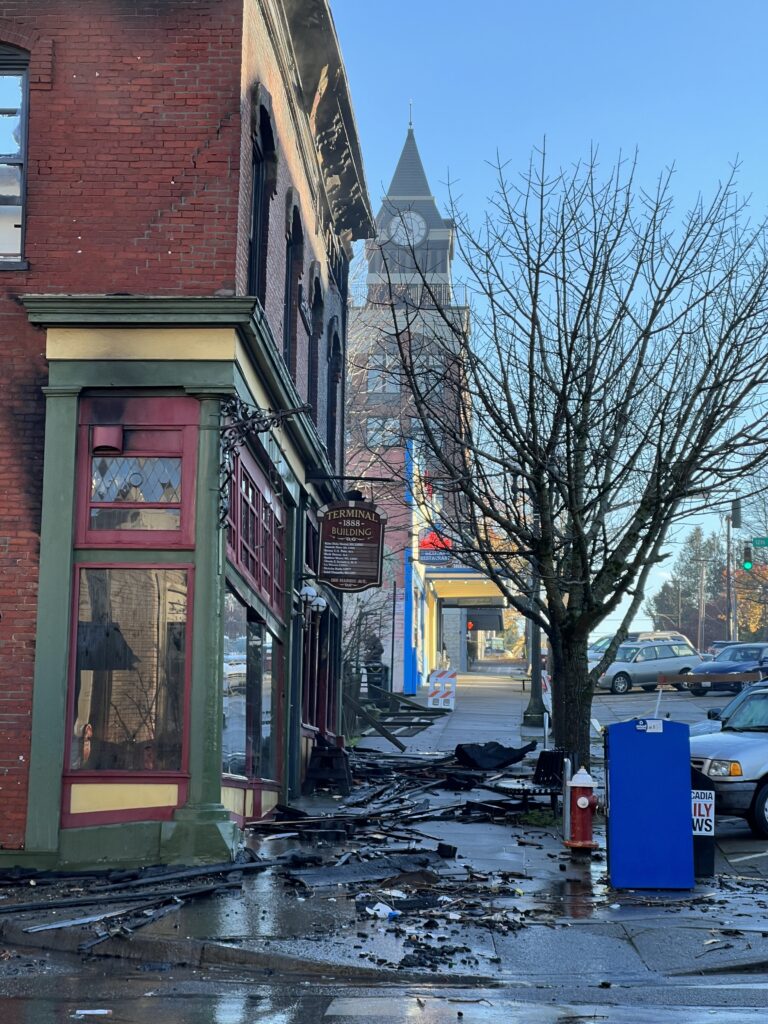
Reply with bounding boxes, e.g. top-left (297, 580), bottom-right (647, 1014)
top-left (0, 1), bottom-right (371, 861)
